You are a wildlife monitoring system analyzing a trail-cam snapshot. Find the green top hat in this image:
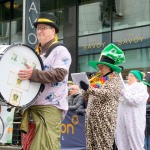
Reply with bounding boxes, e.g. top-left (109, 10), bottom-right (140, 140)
top-left (33, 12), bottom-right (59, 33)
top-left (88, 43), bottom-right (125, 73)
top-left (143, 73), bottom-right (150, 87)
